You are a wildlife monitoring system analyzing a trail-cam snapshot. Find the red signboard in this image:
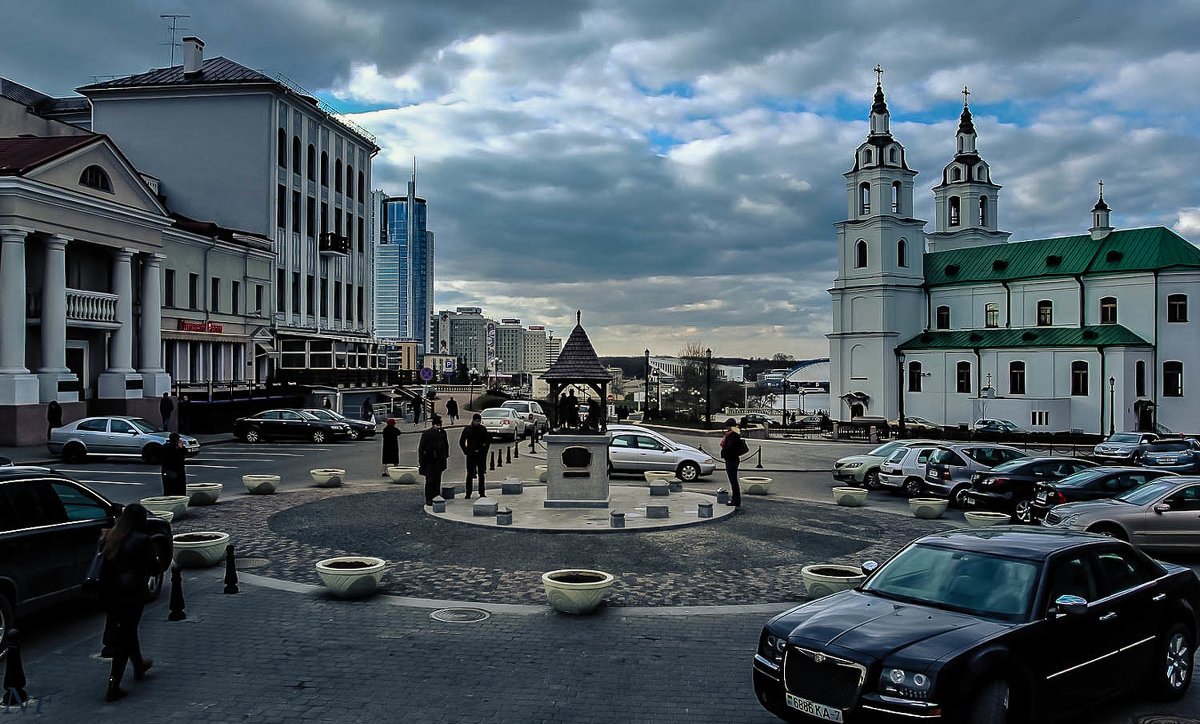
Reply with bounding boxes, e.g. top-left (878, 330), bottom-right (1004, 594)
top-left (178, 319), bottom-right (224, 333)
